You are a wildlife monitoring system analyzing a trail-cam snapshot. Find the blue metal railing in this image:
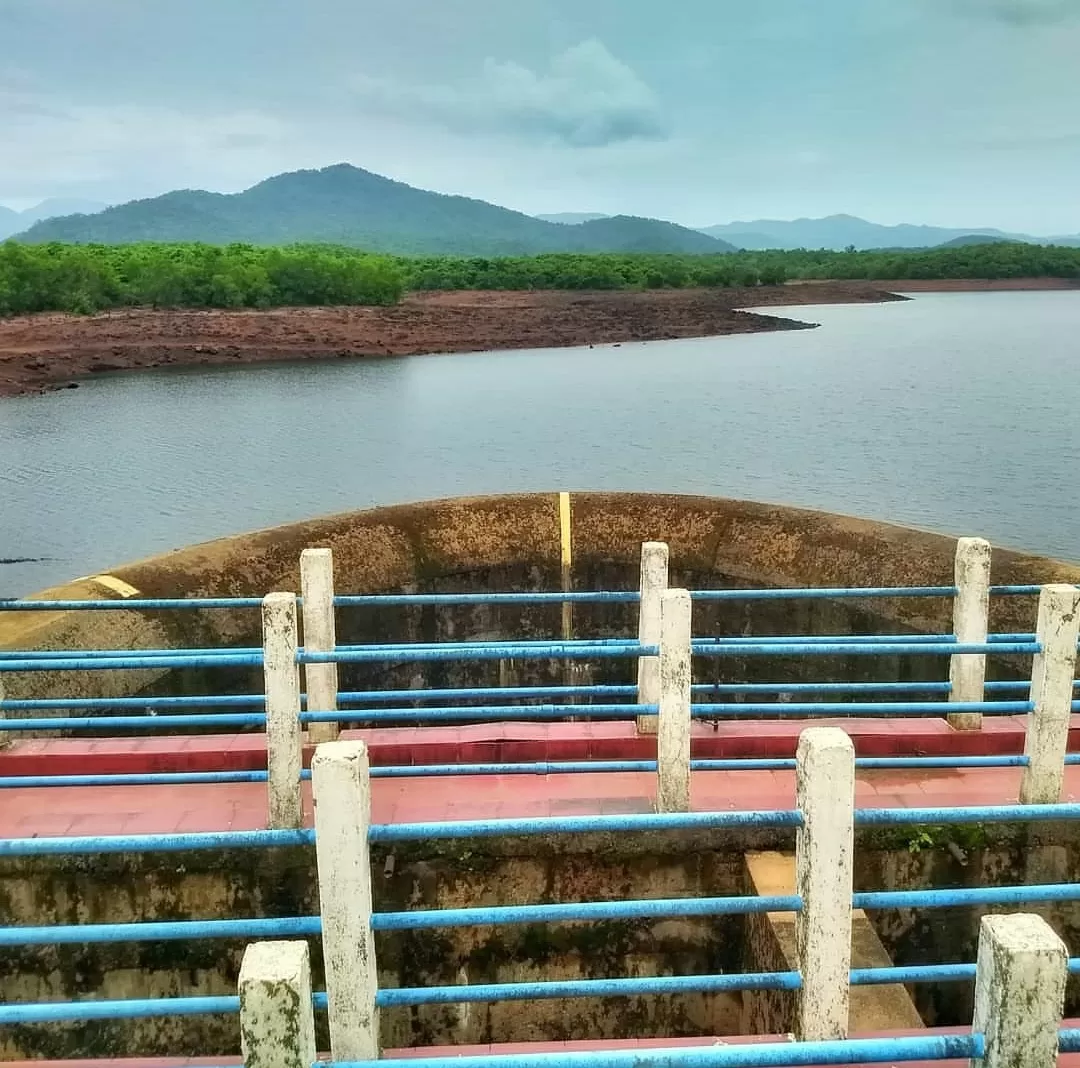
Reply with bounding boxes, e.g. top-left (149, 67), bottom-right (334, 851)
top-left (2, 752), bottom-right (1063, 789)
top-left (8, 800), bottom-right (1080, 857)
top-left (322, 1035), bottom-right (987, 1068)
top-left (10, 881), bottom-right (1080, 947)
top-left (6, 678), bottom-right (1079, 716)
top-left (0, 583), bottom-right (1050, 613)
